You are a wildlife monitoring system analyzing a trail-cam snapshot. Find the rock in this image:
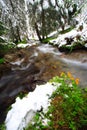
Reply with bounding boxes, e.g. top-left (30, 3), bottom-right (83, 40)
top-left (82, 59), bottom-right (87, 63)
top-left (78, 25), bottom-right (83, 31)
top-left (65, 37), bottom-right (74, 45)
top-left (4, 55), bottom-right (14, 61)
top-left (0, 63), bottom-right (11, 78)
